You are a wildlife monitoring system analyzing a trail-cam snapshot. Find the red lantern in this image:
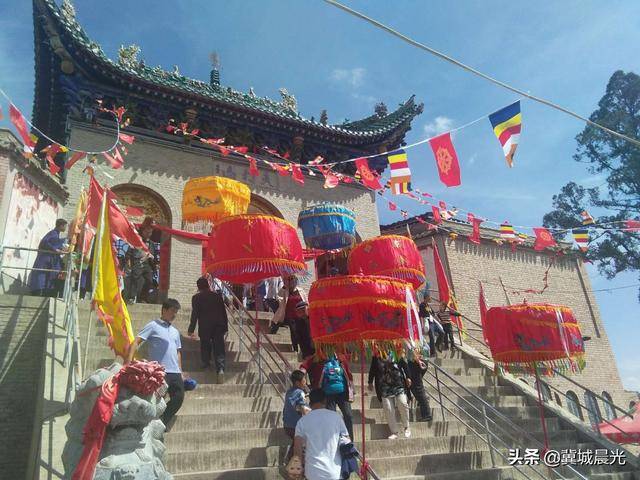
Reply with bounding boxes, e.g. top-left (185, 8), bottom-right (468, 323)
top-left (206, 214), bottom-right (307, 283)
top-left (484, 303), bottom-right (585, 373)
top-left (308, 275), bottom-right (421, 355)
top-left (347, 235), bottom-right (425, 289)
